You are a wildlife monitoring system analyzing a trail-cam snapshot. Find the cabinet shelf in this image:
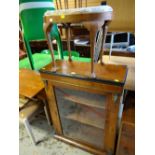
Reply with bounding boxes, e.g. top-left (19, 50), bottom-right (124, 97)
top-left (63, 109), bottom-right (105, 130)
top-left (64, 94), bottom-right (106, 110)
top-left (62, 119), bottom-right (104, 148)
